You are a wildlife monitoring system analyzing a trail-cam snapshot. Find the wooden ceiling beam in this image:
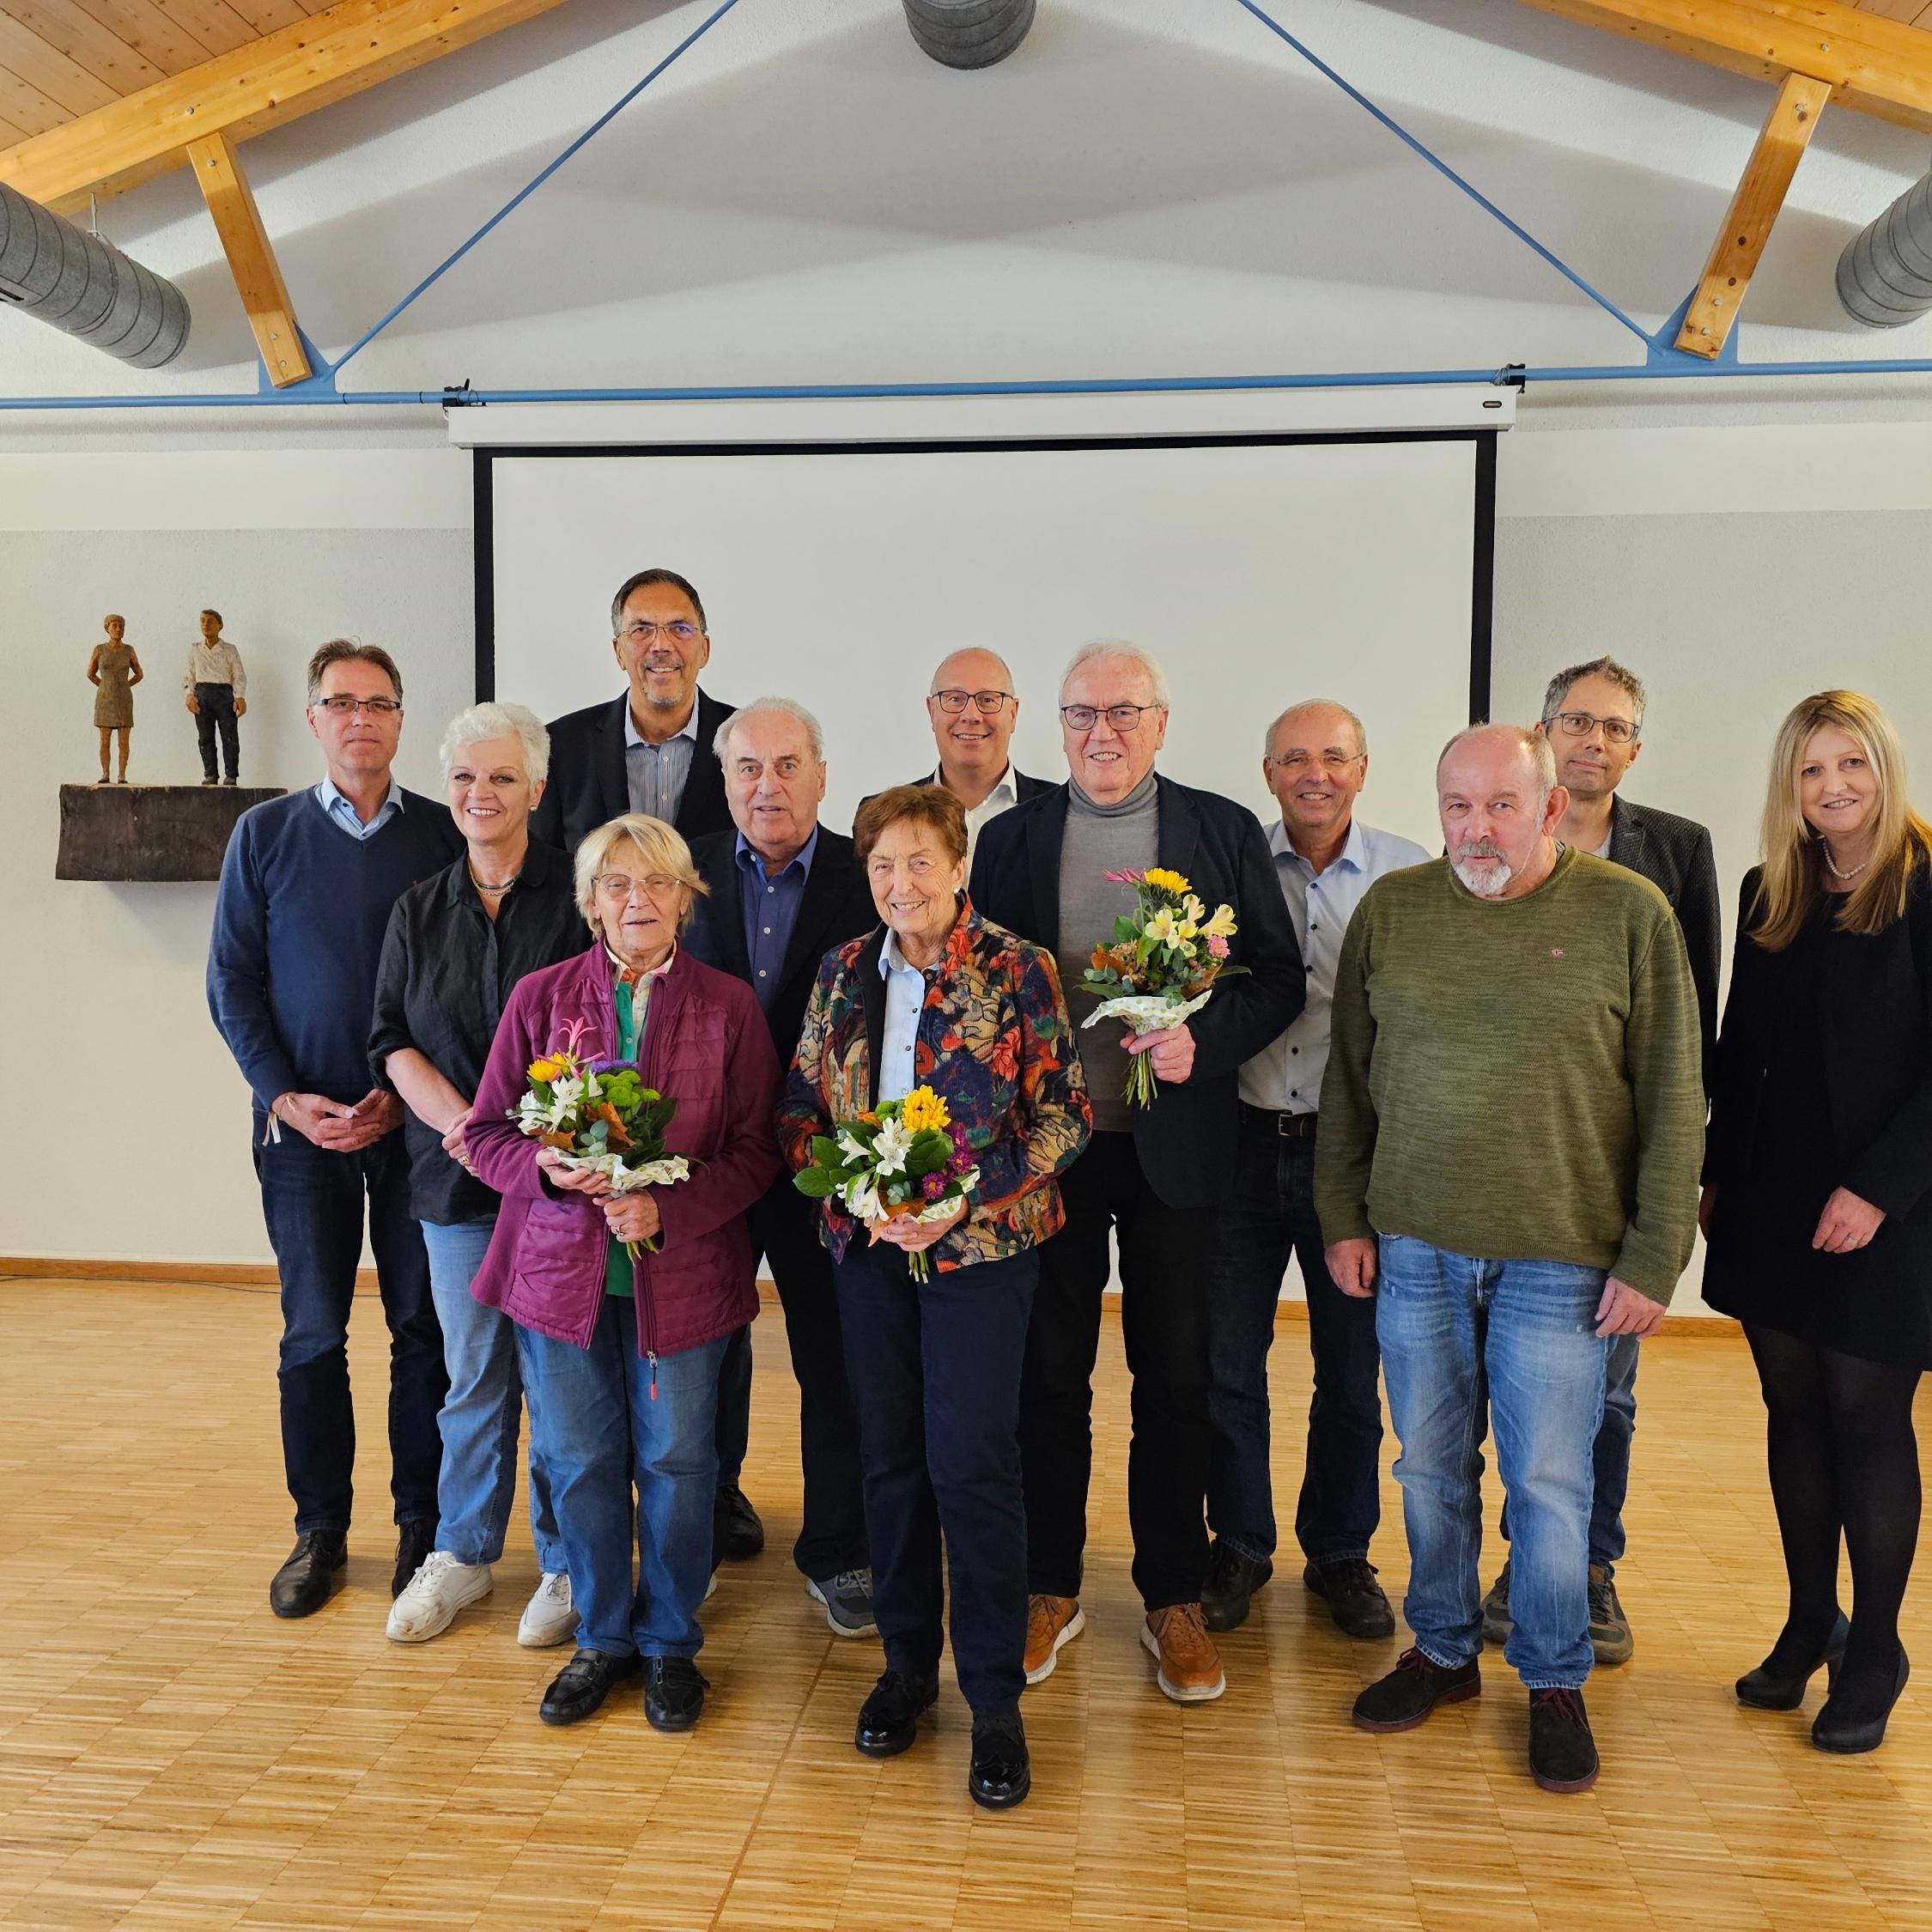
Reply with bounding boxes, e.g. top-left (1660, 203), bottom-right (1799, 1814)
top-left (187, 126), bottom-right (310, 385)
top-left (0, 0), bottom-right (571, 212)
top-left (1515, 0), bottom-right (1932, 131)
